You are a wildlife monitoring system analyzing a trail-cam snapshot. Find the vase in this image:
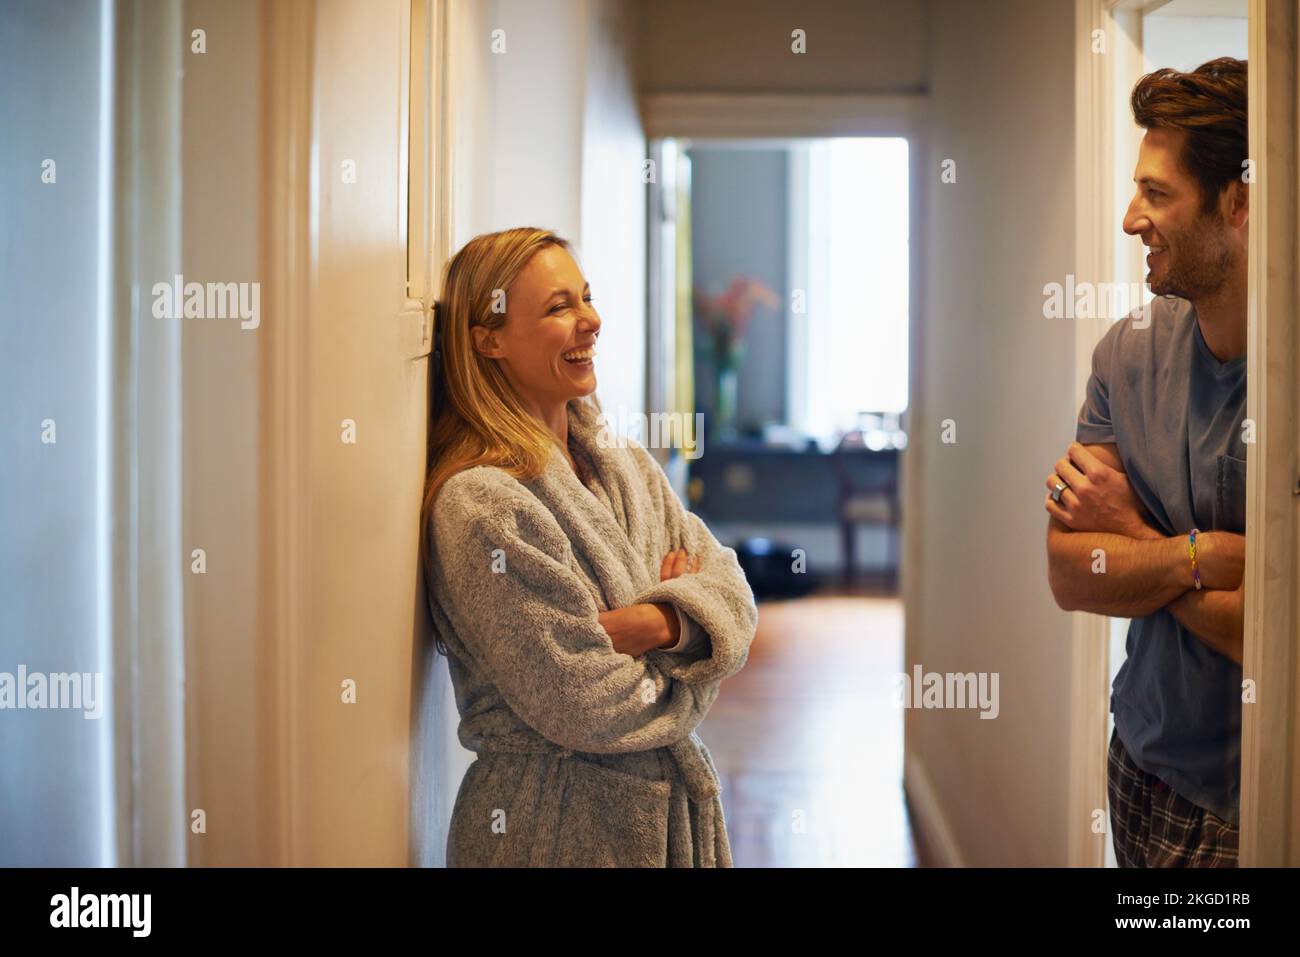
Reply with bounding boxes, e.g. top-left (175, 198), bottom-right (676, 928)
top-left (716, 365), bottom-right (739, 438)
